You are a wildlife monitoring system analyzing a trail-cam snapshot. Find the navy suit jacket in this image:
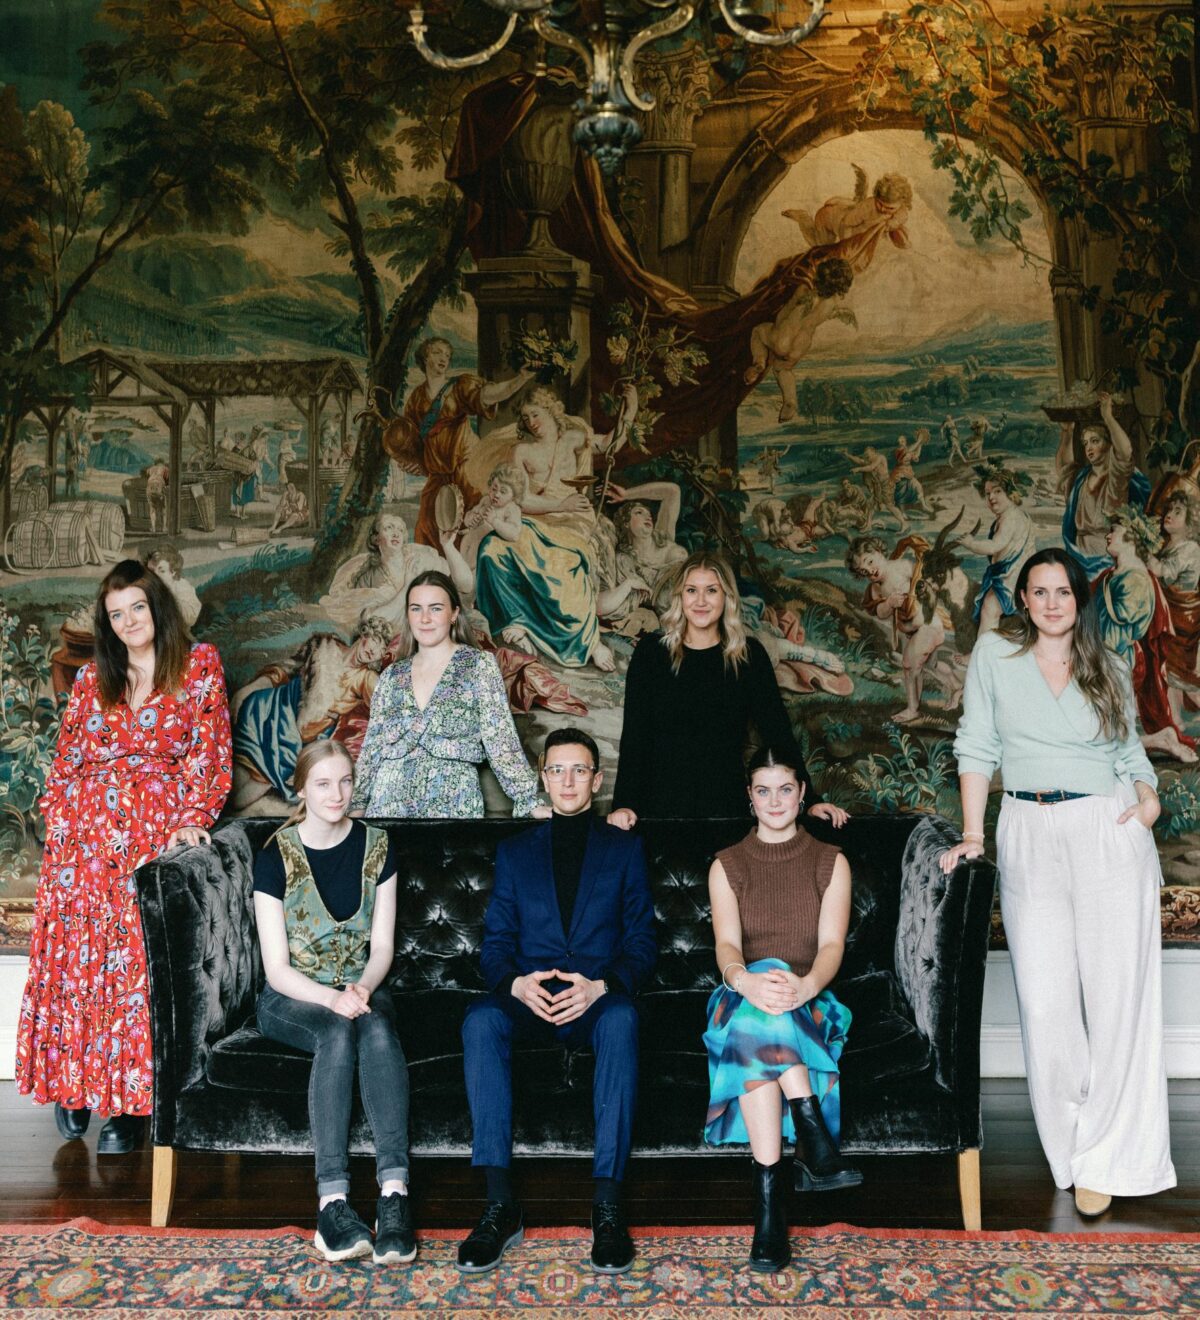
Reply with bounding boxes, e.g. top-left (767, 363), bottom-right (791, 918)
top-left (480, 816), bottom-right (657, 997)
